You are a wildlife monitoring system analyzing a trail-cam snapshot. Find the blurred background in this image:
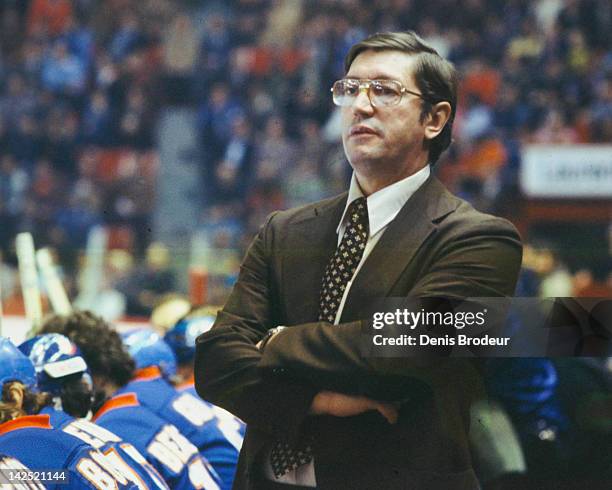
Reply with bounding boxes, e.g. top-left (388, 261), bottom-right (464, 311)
top-left (0, 2), bottom-right (610, 488)
top-left (0, 0), bottom-right (610, 316)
